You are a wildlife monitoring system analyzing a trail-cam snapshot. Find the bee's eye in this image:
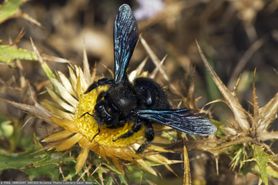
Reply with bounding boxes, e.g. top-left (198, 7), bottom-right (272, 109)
top-left (105, 94), bottom-right (119, 111)
top-left (110, 102), bottom-right (119, 111)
